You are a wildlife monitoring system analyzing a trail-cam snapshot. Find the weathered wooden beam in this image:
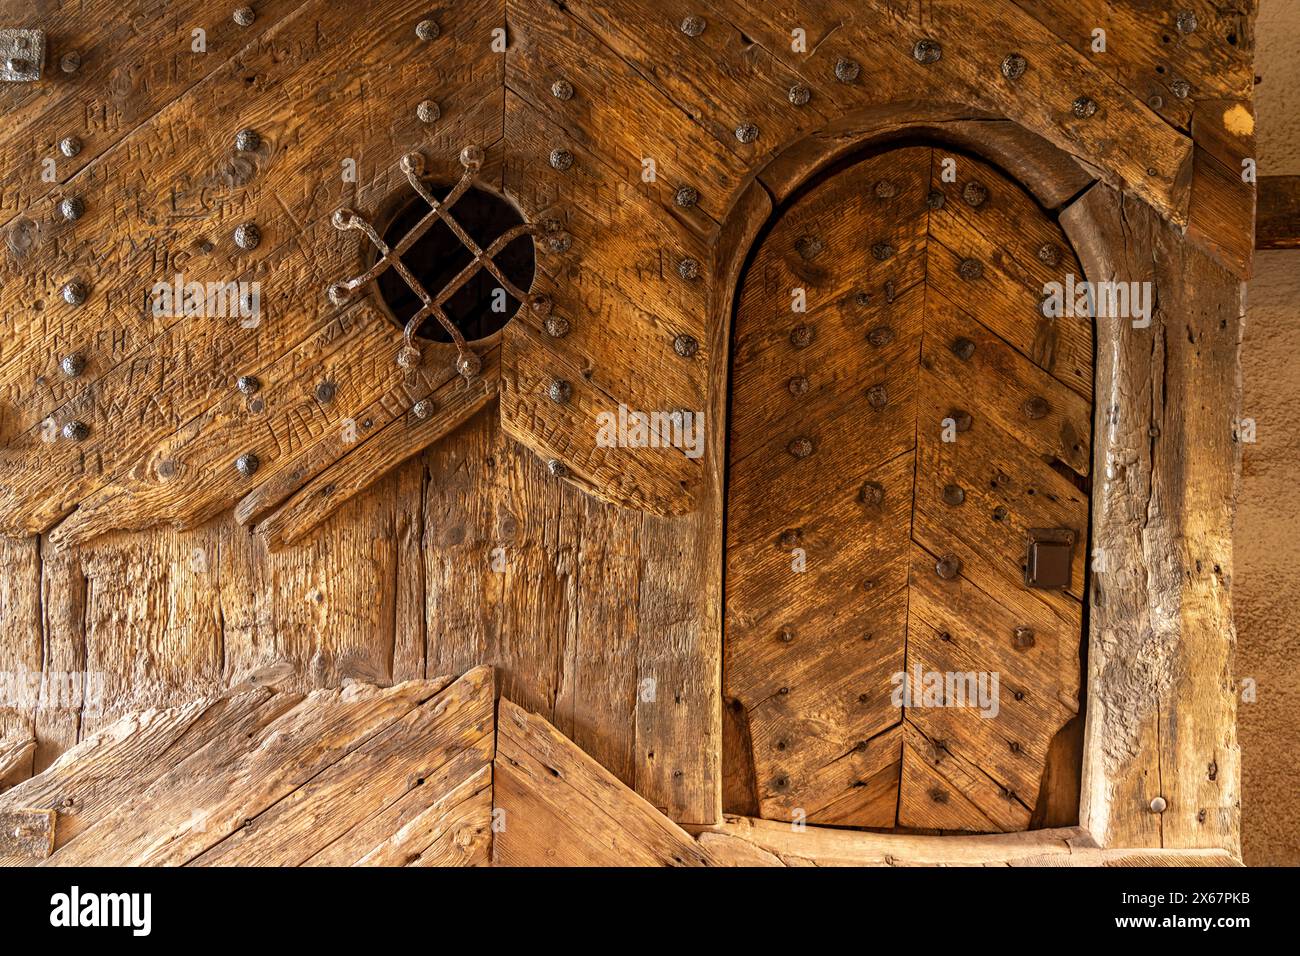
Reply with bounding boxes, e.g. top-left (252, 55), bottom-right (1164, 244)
top-left (693, 815), bottom-right (1240, 866)
top-left (1257, 176), bottom-right (1300, 249)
